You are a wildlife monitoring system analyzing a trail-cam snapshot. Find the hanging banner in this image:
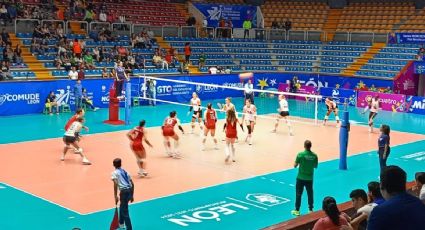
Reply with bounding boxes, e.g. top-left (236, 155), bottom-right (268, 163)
top-left (396, 33), bottom-right (425, 43)
top-left (405, 96), bottom-right (425, 115)
top-left (277, 83), bottom-right (316, 101)
top-left (194, 3), bottom-right (257, 28)
top-left (319, 87), bottom-right (357, 106)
